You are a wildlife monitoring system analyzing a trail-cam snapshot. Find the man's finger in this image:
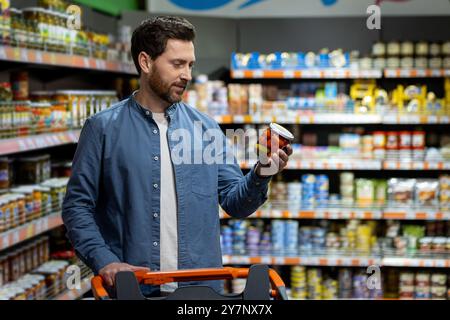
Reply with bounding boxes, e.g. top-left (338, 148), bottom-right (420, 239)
top-left (102, 272), bottom-right (114, 287)
top-left (277, 149), bottom-right (289, 162)
top-left (284, 144), bottom-right (293, 156)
